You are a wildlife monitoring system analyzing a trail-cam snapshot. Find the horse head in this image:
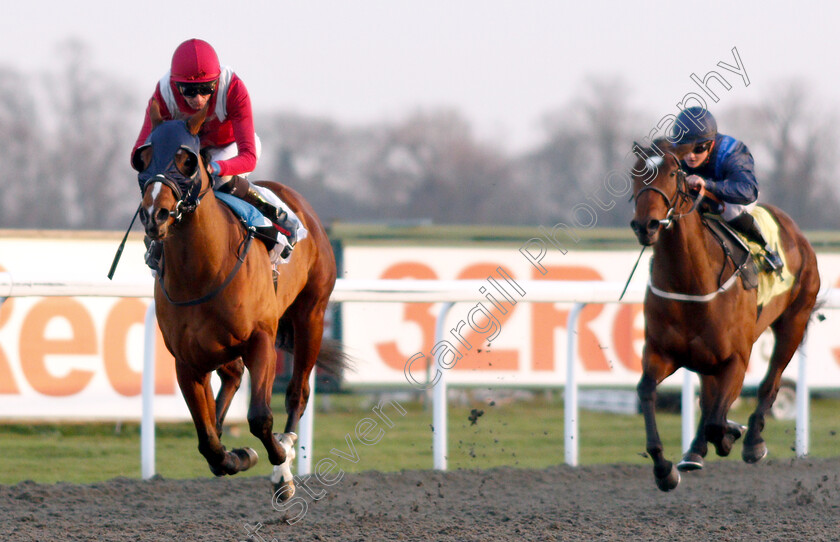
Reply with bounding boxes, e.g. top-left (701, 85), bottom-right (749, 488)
top-left (132, 101), bottom-right (210, 241)
top-left (629, 141), bottom-right (693, 246)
